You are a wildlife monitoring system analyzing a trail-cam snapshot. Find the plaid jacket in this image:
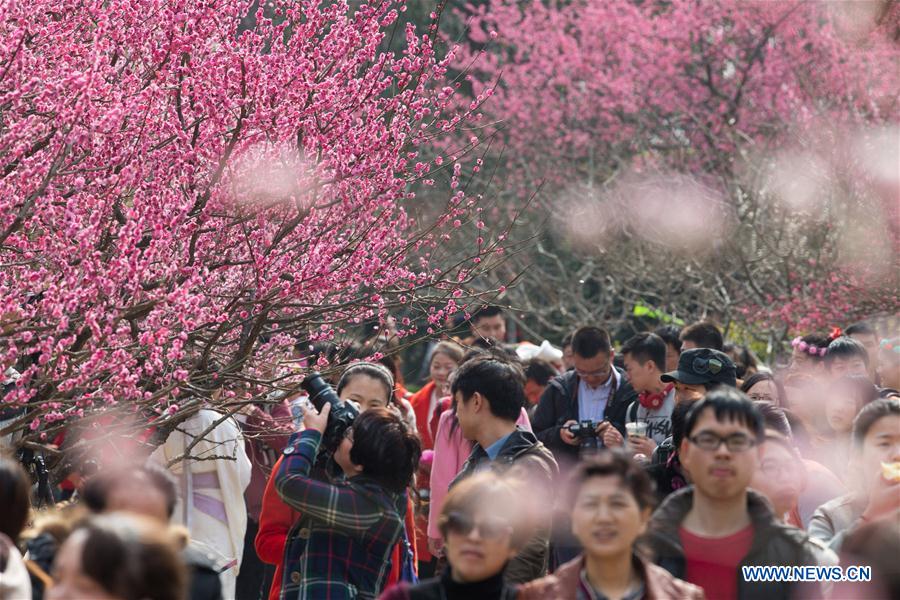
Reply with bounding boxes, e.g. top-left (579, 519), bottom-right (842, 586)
top-left (275, 430), bottom-right (405, 600)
